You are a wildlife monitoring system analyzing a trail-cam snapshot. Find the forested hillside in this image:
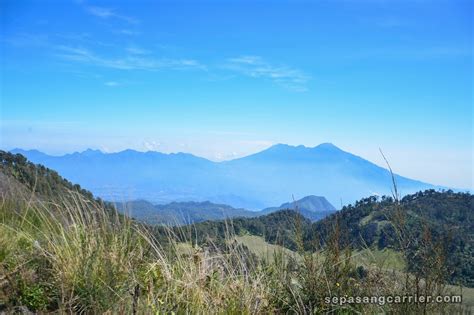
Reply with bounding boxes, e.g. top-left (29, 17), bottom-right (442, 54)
top-left (153, 210), bottom-right (310, 251)
top-left (176, 189), bottom-right (473, 286)
top-left (1, 150), bottom-right (96, 204)
top-left (310, 190), bottom-right (473, 286)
